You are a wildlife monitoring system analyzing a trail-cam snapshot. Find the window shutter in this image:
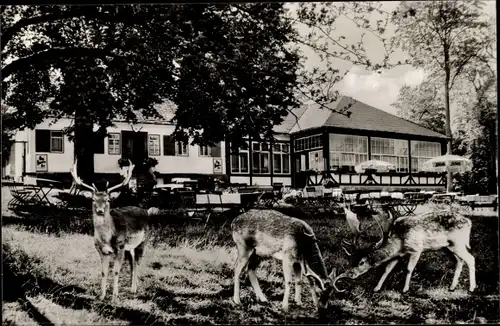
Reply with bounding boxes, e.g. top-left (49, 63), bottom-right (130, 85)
top-left (211, 142), bottom-right (221, 157)
top-left (163, 135), bottom-right (175, 156)
top-left (35, 130), bottom-right (51, 152)
top-left (94, 134), bottom-right (105, 154)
